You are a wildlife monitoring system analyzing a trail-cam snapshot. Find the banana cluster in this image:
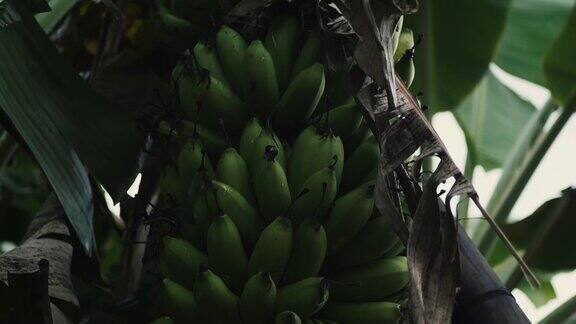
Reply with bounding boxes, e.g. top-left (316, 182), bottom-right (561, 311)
top-left (152, 15), bottom-right (414, 324)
